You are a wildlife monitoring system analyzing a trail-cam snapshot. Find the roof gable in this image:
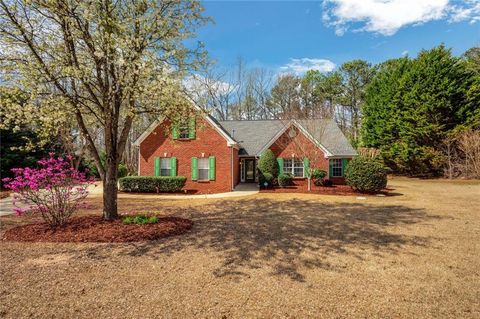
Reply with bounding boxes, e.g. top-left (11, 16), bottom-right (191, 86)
top-left (133, 113), bottom-right (237, 147)
top-left (217, 119), bottom-right (357, 157)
